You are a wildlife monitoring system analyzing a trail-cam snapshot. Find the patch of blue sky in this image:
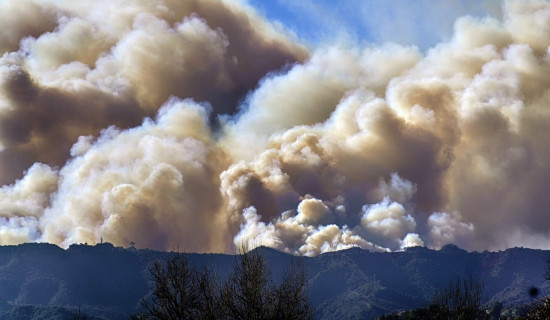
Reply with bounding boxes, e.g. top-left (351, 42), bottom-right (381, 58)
top-left (247, 0), bottom-right (502, 51)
